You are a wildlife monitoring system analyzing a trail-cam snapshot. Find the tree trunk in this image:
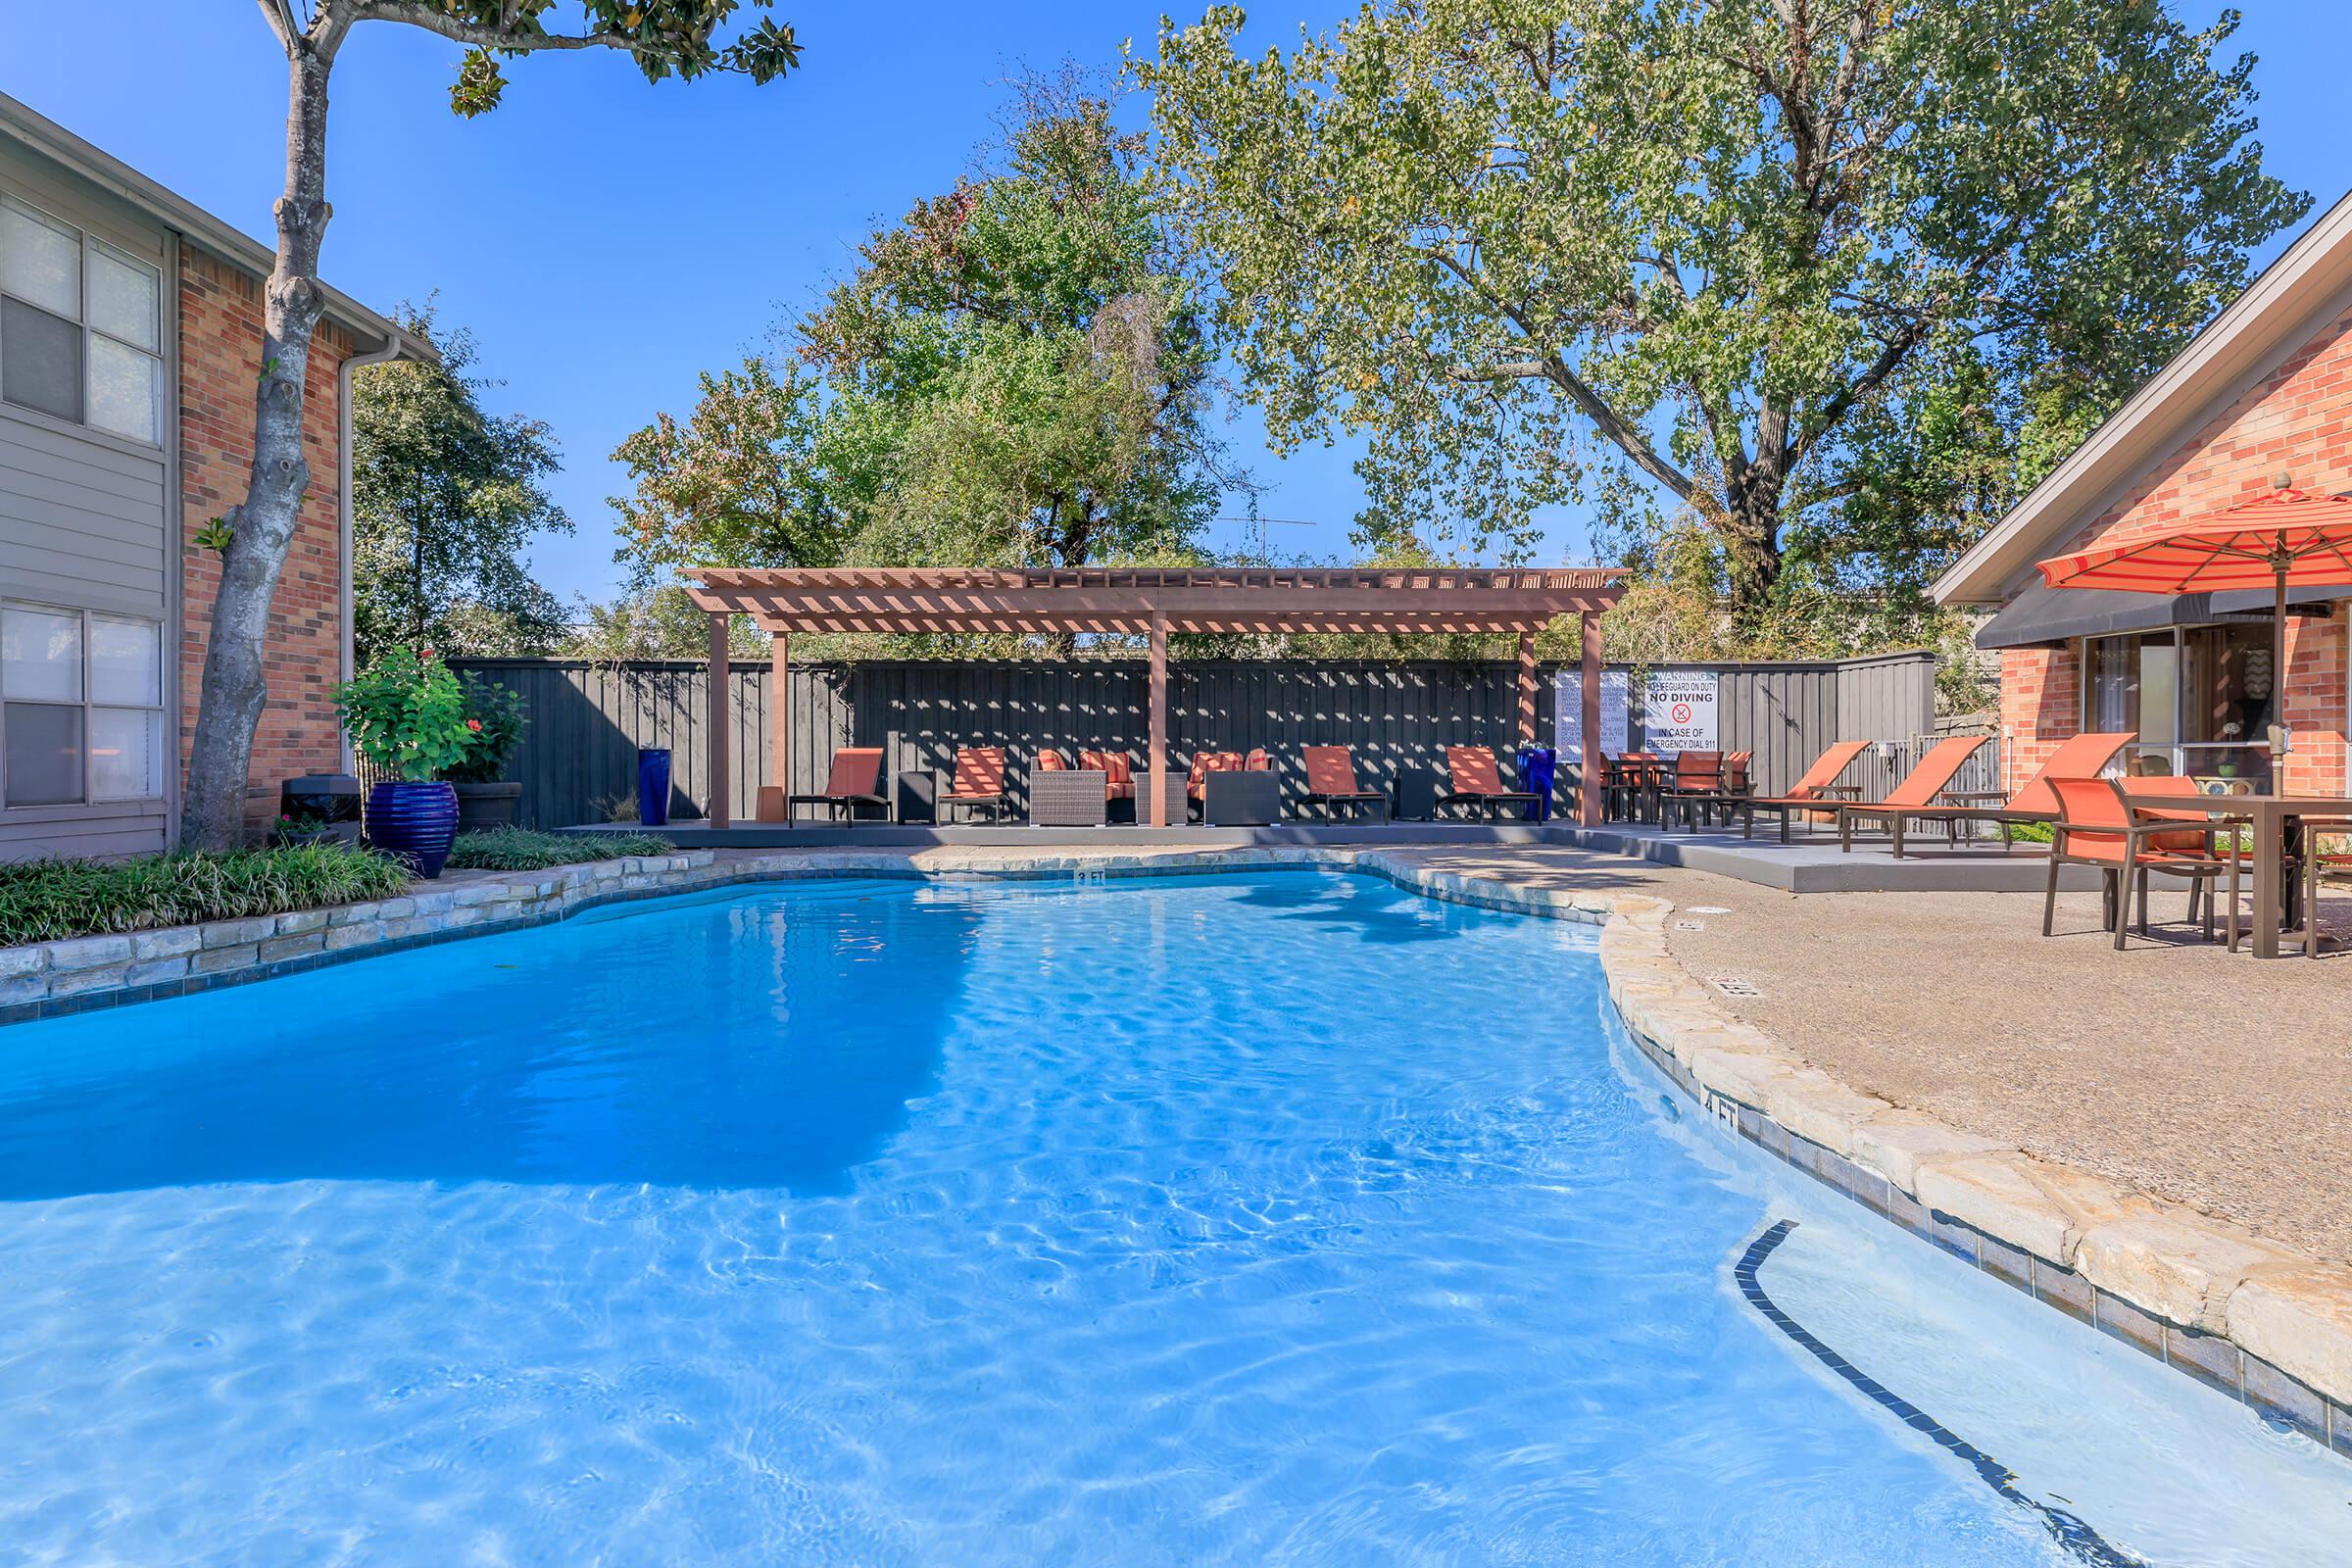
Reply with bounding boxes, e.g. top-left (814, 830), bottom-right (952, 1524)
top-left (180, 40), bottom-right (336, 849)
top-left (1721, 477), bottom-right (1785, 631)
